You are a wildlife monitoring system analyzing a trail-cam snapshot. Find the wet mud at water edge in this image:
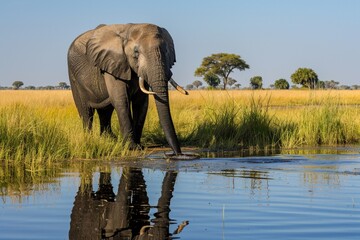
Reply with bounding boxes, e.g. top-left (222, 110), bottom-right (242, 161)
top-left (1, 147), bottom-right (360, 240)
